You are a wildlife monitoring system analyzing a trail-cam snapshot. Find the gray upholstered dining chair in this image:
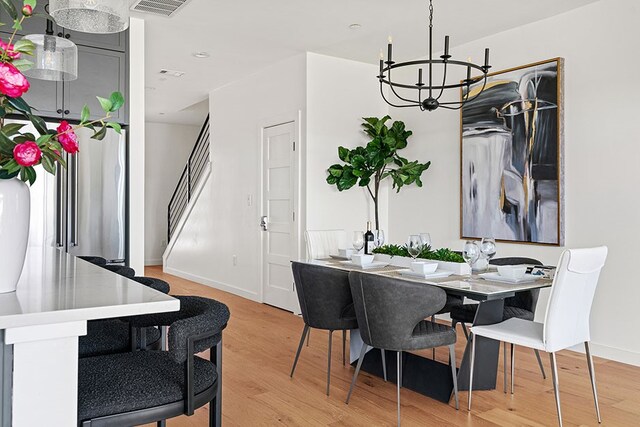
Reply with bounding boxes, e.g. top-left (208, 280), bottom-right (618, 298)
top-left (78, 255), bottom-right (108, 266)
top-left (346, 271), bottom-right (459, 426)
top-left (290, 262), bottom-right (388, 396)
top-left (450, 257), bottom-right (547, 387)
top-left (78, 296), bottom-right (230, 427)
top-left (101, 264), bottom-right (136, 278)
